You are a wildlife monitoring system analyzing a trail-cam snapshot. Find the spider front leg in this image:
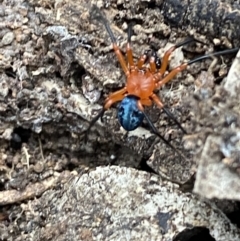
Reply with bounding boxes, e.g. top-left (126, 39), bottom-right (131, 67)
top-left (126, 25), bottom-right (135, 70)
top-left (156, 48), bottom-right (239, 89)
top-left (112, 43), bottom-right (130, 76)
top-left (157, 37), bottom-right (197, 78)
top-left (151, 47), bottom-right (239, 136)
top-left (91, 5), bottom-right (130, 77)
top-left (112, 22), bottom-right (140, 74)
